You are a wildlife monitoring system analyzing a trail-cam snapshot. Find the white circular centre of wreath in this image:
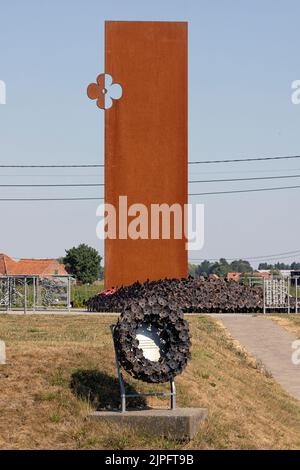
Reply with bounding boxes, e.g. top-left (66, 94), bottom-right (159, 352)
top-left (136, 324), bottom-right (161, 362)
